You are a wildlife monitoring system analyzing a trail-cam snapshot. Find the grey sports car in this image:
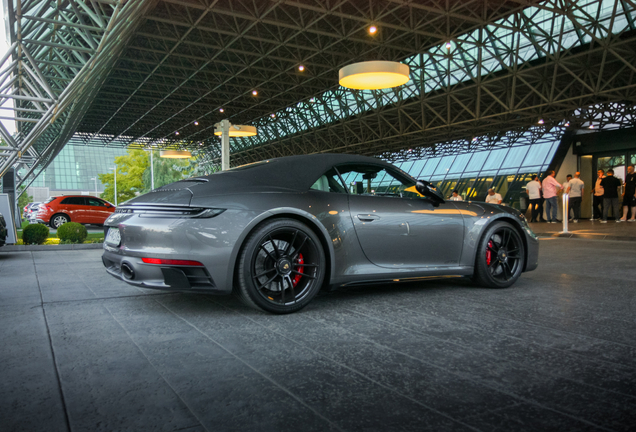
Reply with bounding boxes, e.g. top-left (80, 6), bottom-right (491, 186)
top-left (102, 154), bottom-right (538, 313)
